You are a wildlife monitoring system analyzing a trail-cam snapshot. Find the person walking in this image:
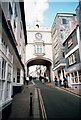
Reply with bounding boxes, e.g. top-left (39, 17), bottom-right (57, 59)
top-left (58, 76), bottom-right (62, 87)
top-left (63, 76), bottom-right (68, 88)
top-left (26, 76), bottom-right (29, 87)
top-left (54, 76), bottom-right (58, 86)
